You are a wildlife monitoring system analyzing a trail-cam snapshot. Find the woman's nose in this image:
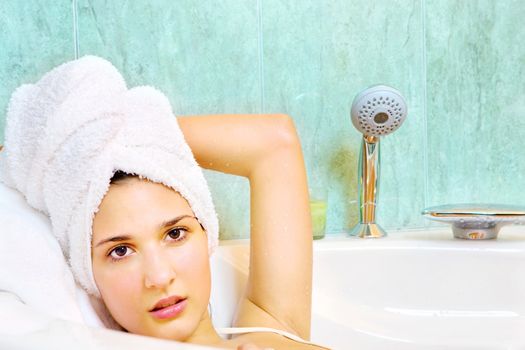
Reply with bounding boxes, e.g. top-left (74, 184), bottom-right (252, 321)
top-left (143, 249), bottom-right (176, 289)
